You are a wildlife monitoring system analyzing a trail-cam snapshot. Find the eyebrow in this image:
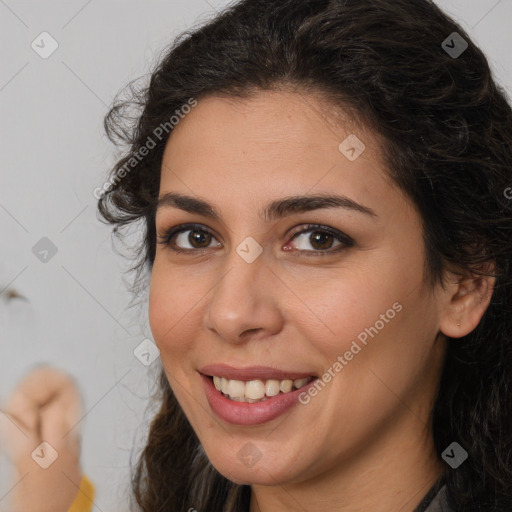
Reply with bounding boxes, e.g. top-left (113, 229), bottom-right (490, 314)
top-left (155, 192), bottom-right (377, 222)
